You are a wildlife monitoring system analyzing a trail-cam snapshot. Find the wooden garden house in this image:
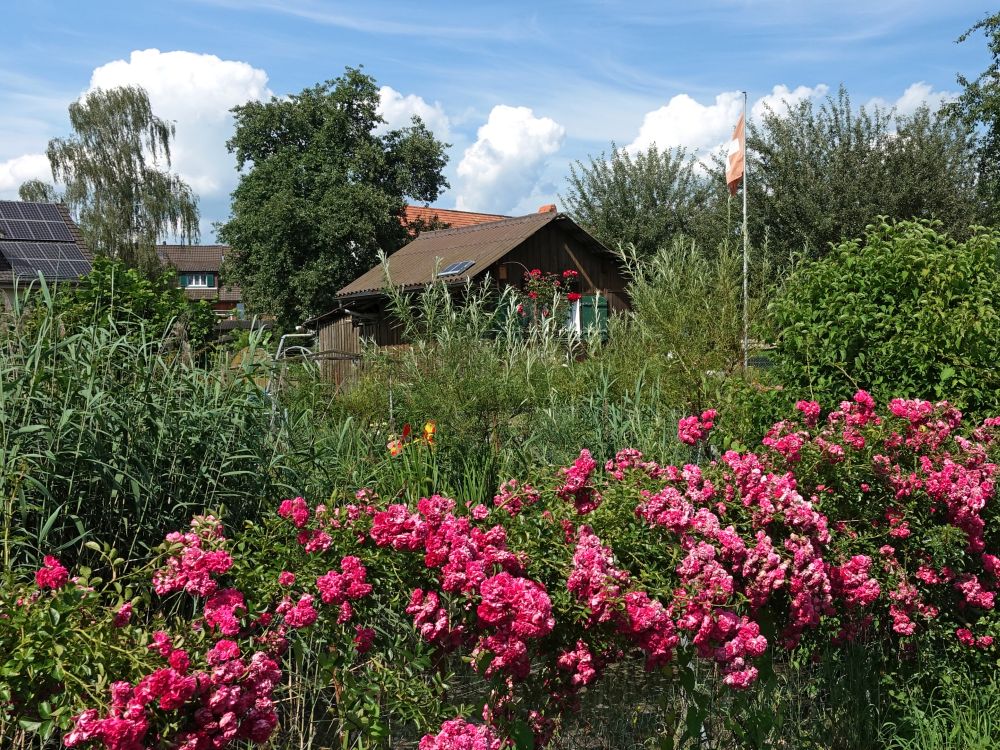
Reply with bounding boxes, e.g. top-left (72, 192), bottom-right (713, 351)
top-left (305, 205), bottom-right (629, 383)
